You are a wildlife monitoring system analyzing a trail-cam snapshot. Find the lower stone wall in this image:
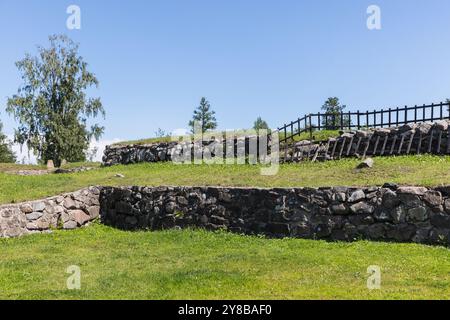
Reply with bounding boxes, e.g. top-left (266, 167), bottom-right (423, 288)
top-left (0, 187), bottom-right (101, 238)
top-left (3, 184), bottom-right (450, 246)
top-left (100, 185), bottom-right (450, 246)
